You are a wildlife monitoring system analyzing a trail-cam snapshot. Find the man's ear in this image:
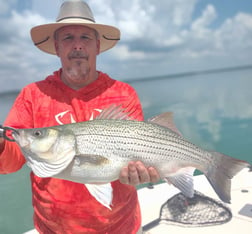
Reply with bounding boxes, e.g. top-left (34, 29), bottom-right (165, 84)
top-left (96, 39), bottom-right (101, 55)
top-left (54, 40), bottom-right (60, 57)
